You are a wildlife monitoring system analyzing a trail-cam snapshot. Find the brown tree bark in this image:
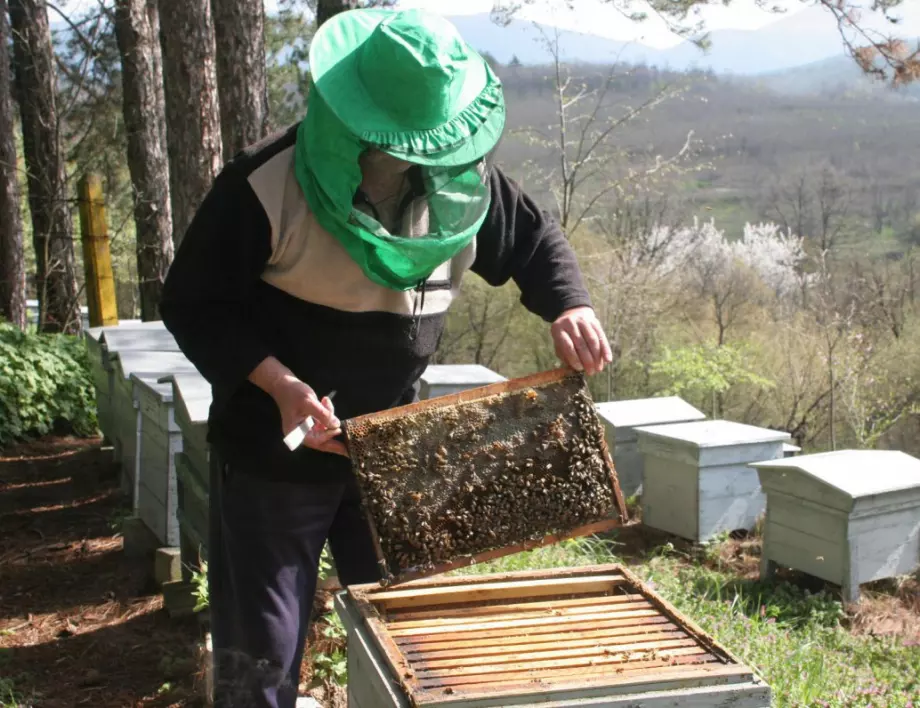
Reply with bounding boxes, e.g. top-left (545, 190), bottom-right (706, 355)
top-left (114, 0), bottom-right (173, 321)
top-left (0, 0), bottom-right (26, 329)
top-left (9, 0), bottom-right (80, 334)
top-left (158, 0), bottom-right (222, 246)
top-left (212, 0), bottom-right (268, 158)
top-left (316, 0), bottom-right (358, 28)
